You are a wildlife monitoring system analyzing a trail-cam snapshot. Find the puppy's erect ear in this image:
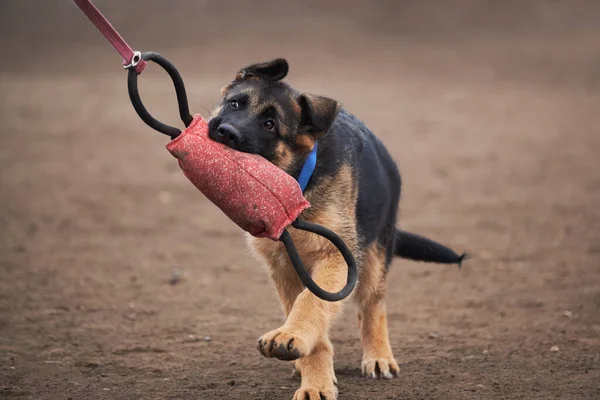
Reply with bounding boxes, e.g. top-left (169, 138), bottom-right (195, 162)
top-left (296, 93), bottom-right (340, 139)
top-left (236, 58), bottom-right (289, 82)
